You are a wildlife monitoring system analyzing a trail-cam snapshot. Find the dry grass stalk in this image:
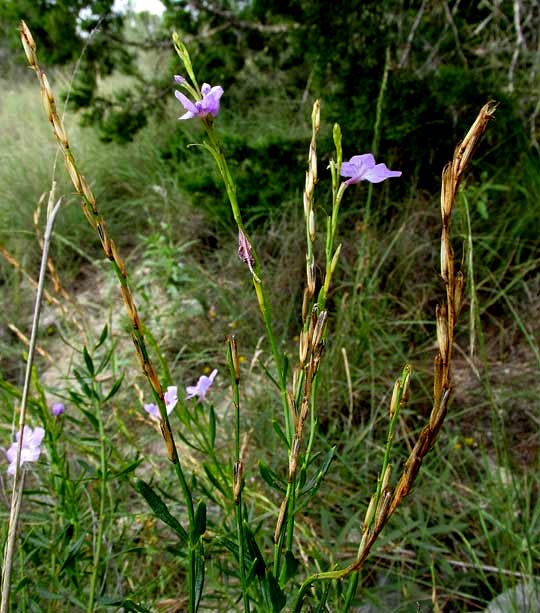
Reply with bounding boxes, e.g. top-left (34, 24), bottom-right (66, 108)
top-left (33, 186), bottom-right (71, 302)
top-left (7, 324), bottom-right (53, 362)
top-left (343, 101), bottom-right (497, 576)
top-left (19, 21), bottom-right (176, 459)
top-left (0, 245), bottom-right (60, 307)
